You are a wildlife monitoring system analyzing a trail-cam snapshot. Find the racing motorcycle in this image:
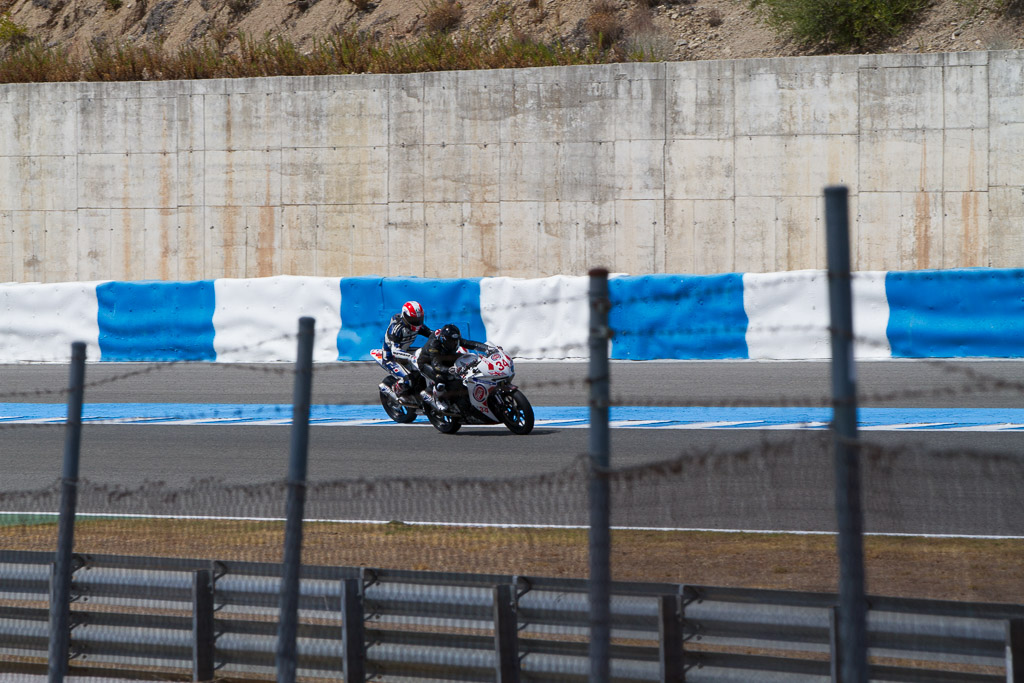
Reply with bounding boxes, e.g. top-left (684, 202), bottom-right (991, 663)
top-left (370, 345), bottom-right (534, 435)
